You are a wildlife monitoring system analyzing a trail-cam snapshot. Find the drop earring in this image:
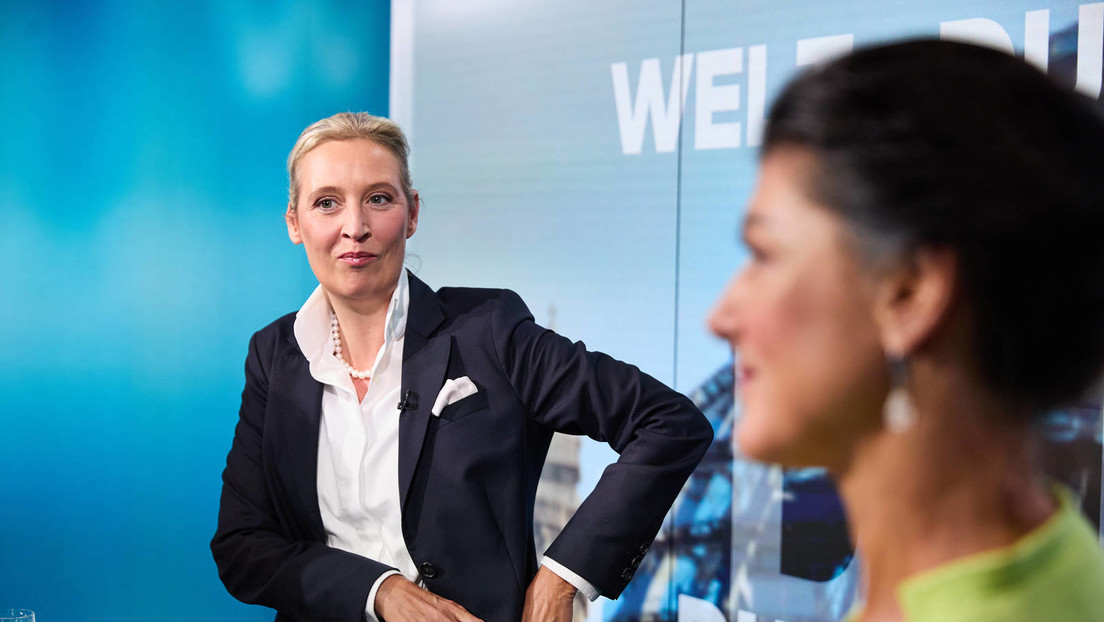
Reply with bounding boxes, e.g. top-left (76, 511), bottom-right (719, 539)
top-left (883, 355), bottom-right (916, 433)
